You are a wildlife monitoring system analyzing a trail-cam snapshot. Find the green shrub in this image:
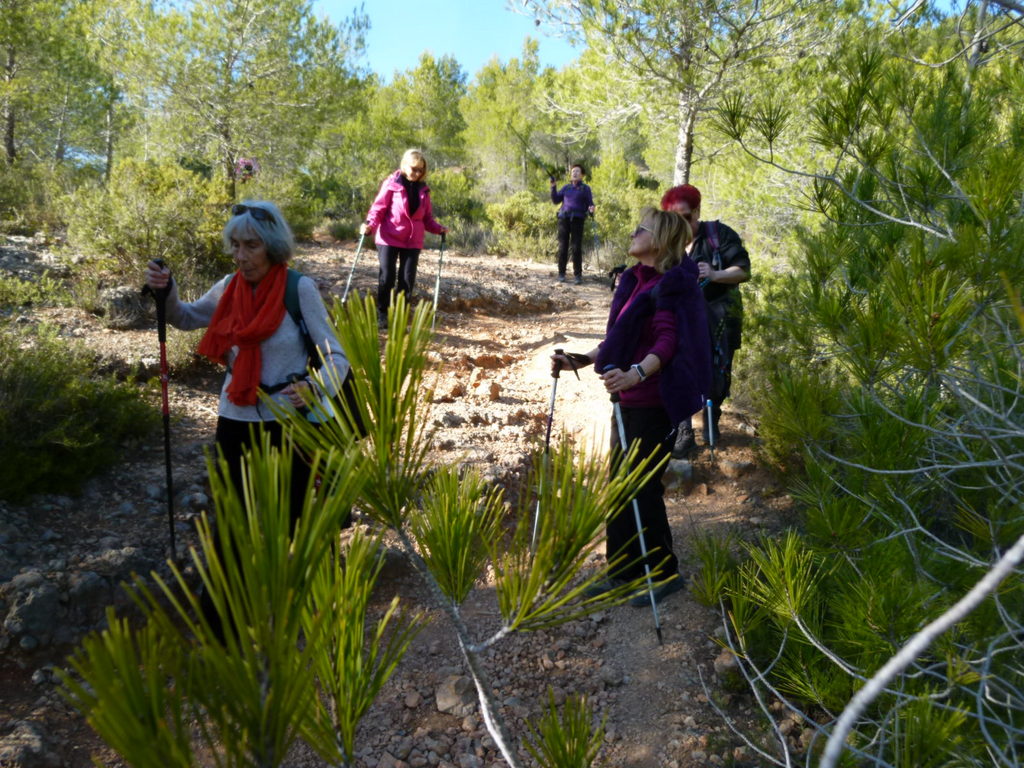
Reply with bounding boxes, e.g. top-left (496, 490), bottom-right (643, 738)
top-left (62, 158), bottom-right (228, 284)
top-left (427, 167), bottom-right (486, 224)
top-left (238, 172), bottom-right (321, 239)
top-left (446, 218), bottom-right (493, 255)
top-left (0, 163), bottom-right (73, 236)
top-left (0, 322), bottom-right (158, 501)
top-left (0, 272), bottom-right (71, 309)
top-left (485, 190), bottom-right (557, 260)
top-left (690, 530), bottom-right (739, 607)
